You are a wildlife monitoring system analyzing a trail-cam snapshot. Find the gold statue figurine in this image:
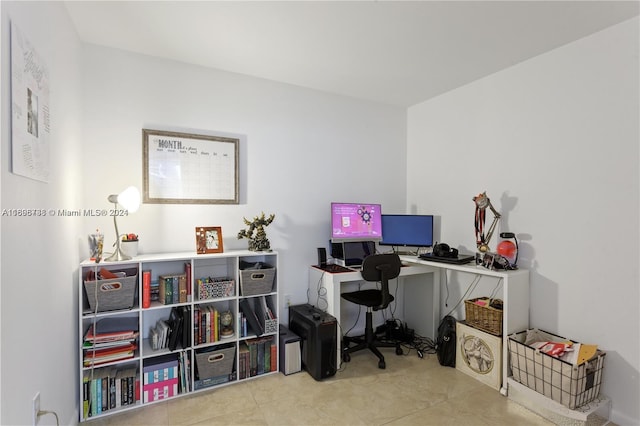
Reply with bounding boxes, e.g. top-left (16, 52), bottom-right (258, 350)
top-left (237, 212), bottom-right (275, 251)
